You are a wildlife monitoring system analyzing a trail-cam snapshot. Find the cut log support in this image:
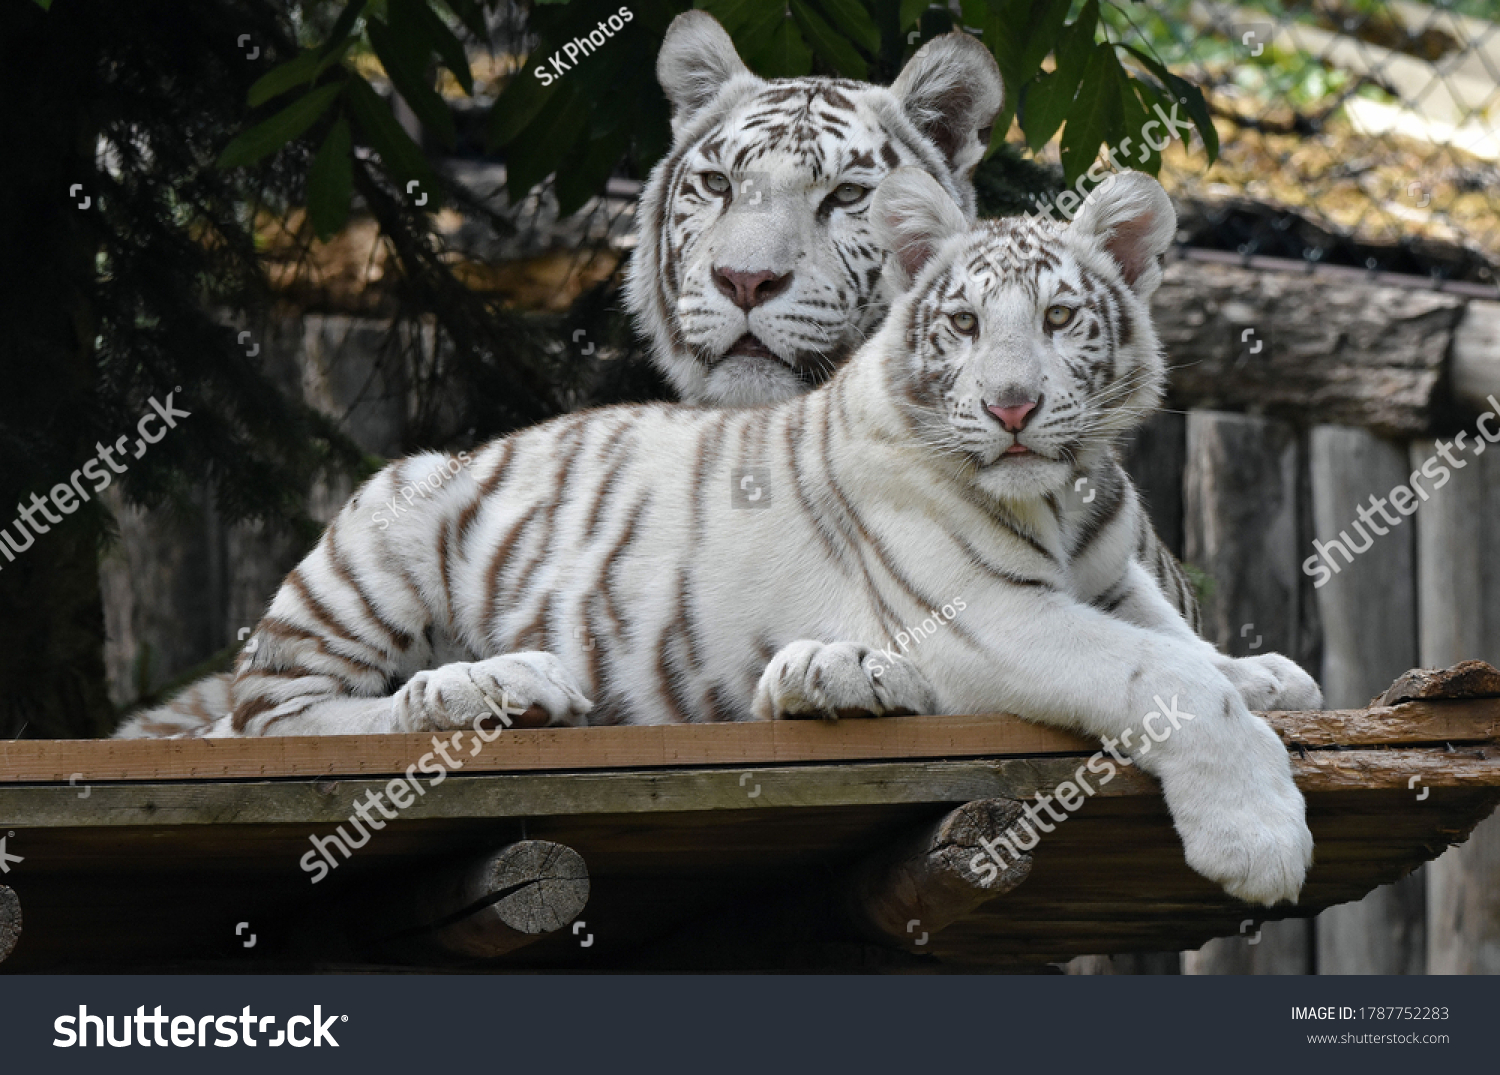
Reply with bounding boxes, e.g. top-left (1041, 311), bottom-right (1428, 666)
top-left (846, 798), bottom-right (1032, 946)
top-left (366, 840), bottom-right (588, 961)
top-left (0, 885), bottom-right (19, 964)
